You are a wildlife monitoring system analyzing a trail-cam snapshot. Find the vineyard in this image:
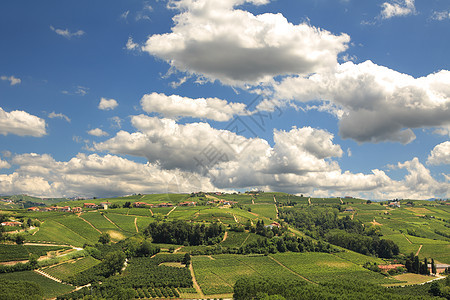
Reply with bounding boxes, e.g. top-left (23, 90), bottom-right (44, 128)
top-left (0, 244), bottom-right (70, 262)
top-left (0, 192), bottom-right (449, 299)
top-left (43, 256), bottom-right (101, 282)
